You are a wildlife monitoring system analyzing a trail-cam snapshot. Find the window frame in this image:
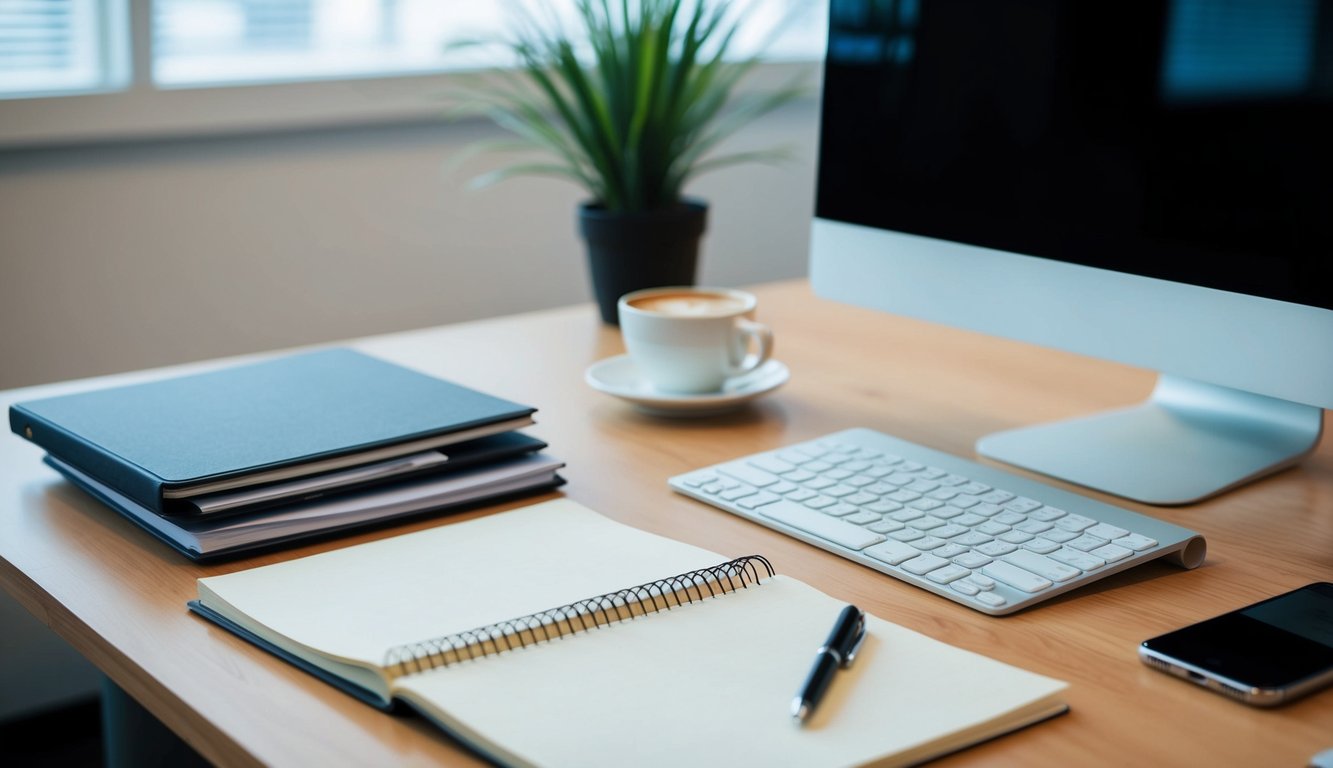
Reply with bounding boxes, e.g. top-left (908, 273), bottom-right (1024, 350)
top-left (0, 0), bottom-right (823, 150)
